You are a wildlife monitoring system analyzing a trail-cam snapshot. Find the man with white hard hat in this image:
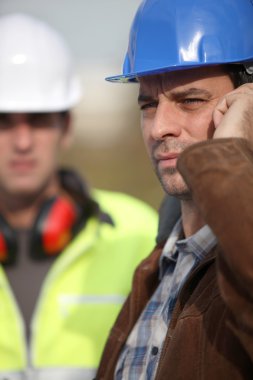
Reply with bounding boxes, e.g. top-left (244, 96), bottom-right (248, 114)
top-left (96, 0), bottom-right (253, 379)
top-left (0, 12), bottom-right (158, 380)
